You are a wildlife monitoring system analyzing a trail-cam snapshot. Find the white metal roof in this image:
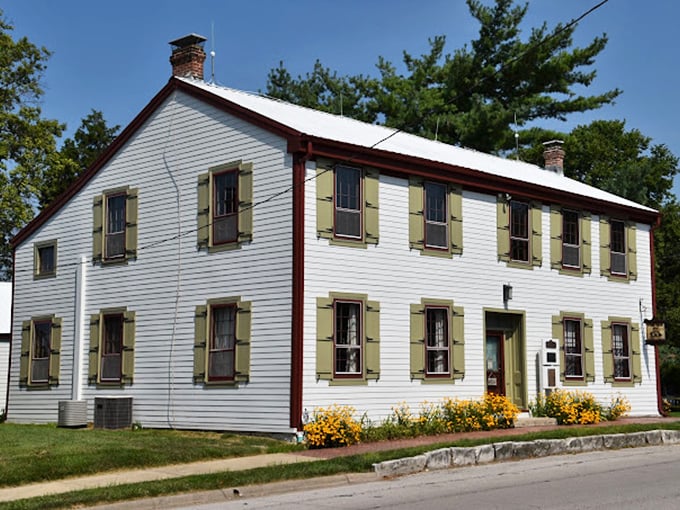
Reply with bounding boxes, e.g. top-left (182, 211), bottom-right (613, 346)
top-left (0, 282), bottom-right (11, 335)
top-left (181, 77), bottom-right (656, 214)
